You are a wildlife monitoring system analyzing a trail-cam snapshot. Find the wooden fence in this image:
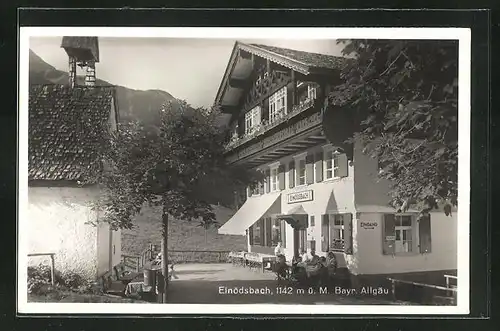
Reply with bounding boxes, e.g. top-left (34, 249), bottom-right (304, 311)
top-left (388, 277), bottom-right (458, 305)
top-left (121, 246), bottom-right (231, 272)
top-left (28, 252), bottom-right (56, 286)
